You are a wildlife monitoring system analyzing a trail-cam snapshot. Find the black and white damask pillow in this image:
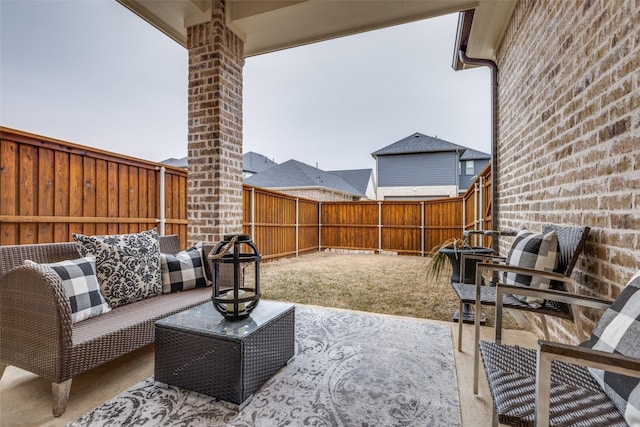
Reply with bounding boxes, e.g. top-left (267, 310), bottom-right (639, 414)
top-left (161, 244), bottom-right (209, 293)
top-left (25, 256), bottom-right (111, 323)
top-left (73, 228), bottom-right (162, 308)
